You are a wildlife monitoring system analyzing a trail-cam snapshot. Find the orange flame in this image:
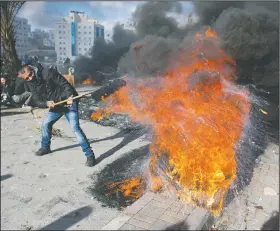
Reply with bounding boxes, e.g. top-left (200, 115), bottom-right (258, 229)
top-left (92, 28), bottom-right (251, 215)
top-left (82, 77), bottom-right (91, 84)
top-left (105, 177), bottom-right (144, 202)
